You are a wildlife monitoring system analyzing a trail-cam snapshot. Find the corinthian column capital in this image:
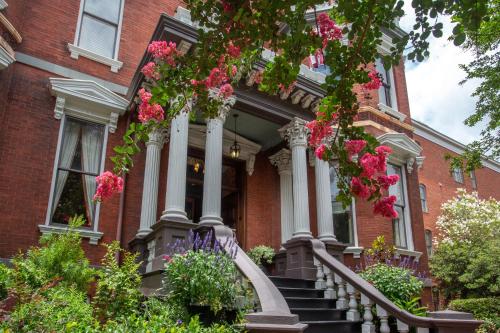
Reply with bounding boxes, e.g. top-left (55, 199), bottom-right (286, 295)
top-left (269, 148), bottom-right (292, 174)
top-left (279, 117), bottom-right (309, 148)
top-left (146, 127), bottom-right (169, 147)
top-left (208, 88), bottom-right (237, 122)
